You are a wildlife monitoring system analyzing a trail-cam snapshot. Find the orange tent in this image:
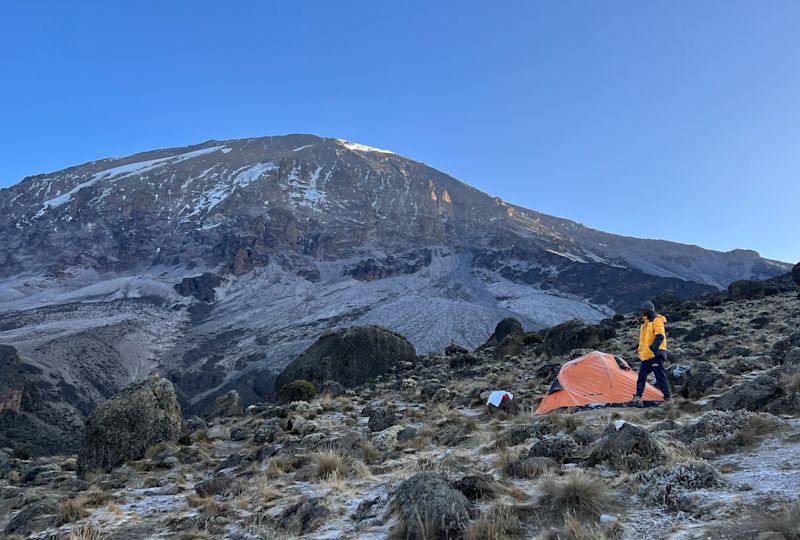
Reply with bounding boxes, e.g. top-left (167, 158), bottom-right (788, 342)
top-left (535, 351), bottom-right (664, 414)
